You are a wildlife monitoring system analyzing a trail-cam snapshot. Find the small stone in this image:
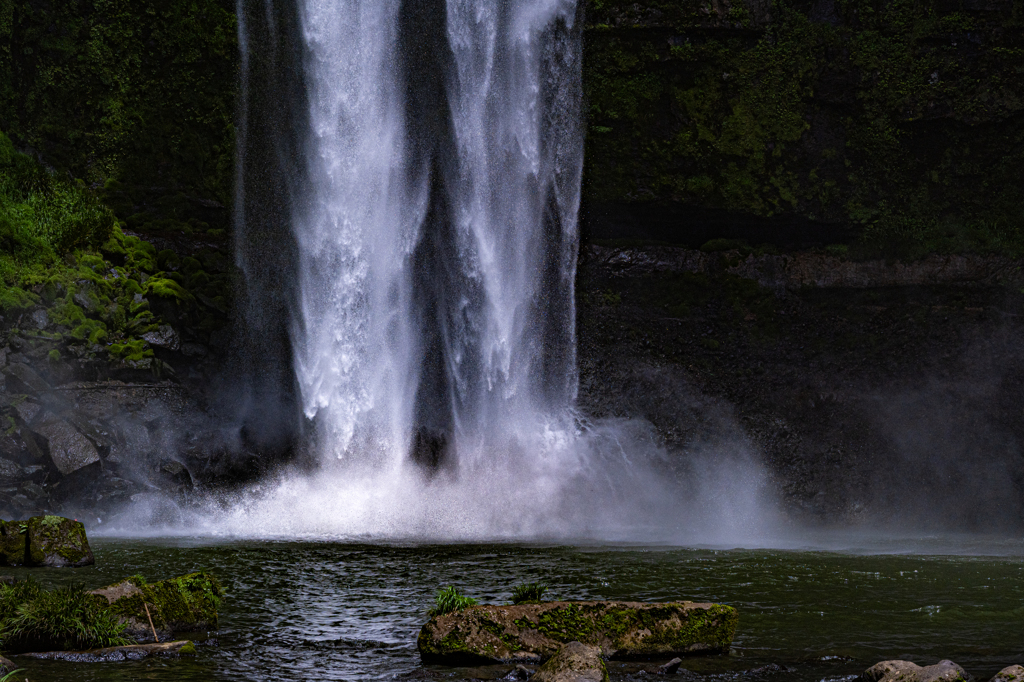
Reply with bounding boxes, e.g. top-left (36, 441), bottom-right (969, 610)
top-left (532, 642), bottom-right (607, 682)
top-left (13, 399), bottom-right (41, 425)
top-left (505, 665), bottom-right (533, 680)
top-left (658, 658), bottom-right (683, 674)
top-left (26, 515), bottom-right (95, 567)
top-left (141, 324), bottom-right (181, 351)
top-left (30, 308), bottom-right (49, 329)
top-left (0, 458), bottom-right (23, 479)
top-left (993, 666), bottom-right (1024, 682)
